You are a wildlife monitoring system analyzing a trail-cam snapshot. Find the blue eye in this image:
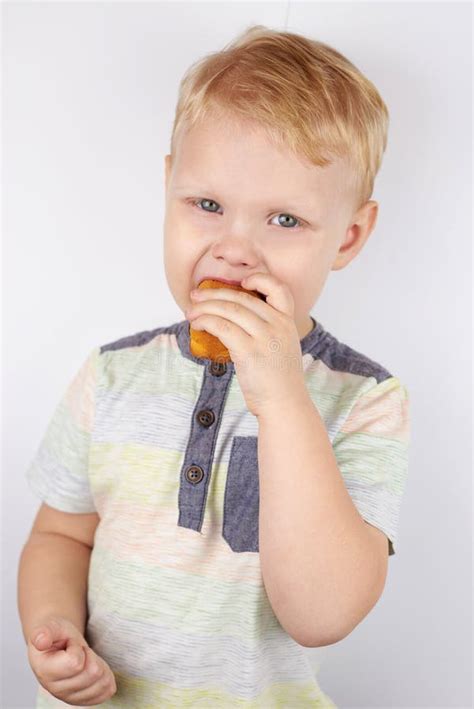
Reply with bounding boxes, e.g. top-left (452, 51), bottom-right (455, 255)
top-left (191, 198), bottom-right (303, 229)
top-left (270, 213), bottom-right (300, 228)
top-left (194, 198), bottom-right (220, 213)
